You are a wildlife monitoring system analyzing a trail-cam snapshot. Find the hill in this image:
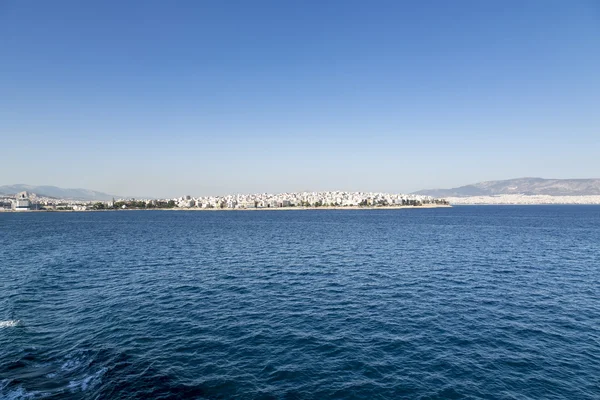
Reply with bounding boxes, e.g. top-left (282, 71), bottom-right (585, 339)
top-left (0, 184), bottom-right (118, 201)
top-left (414, 178), bottom-right (600, 198)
